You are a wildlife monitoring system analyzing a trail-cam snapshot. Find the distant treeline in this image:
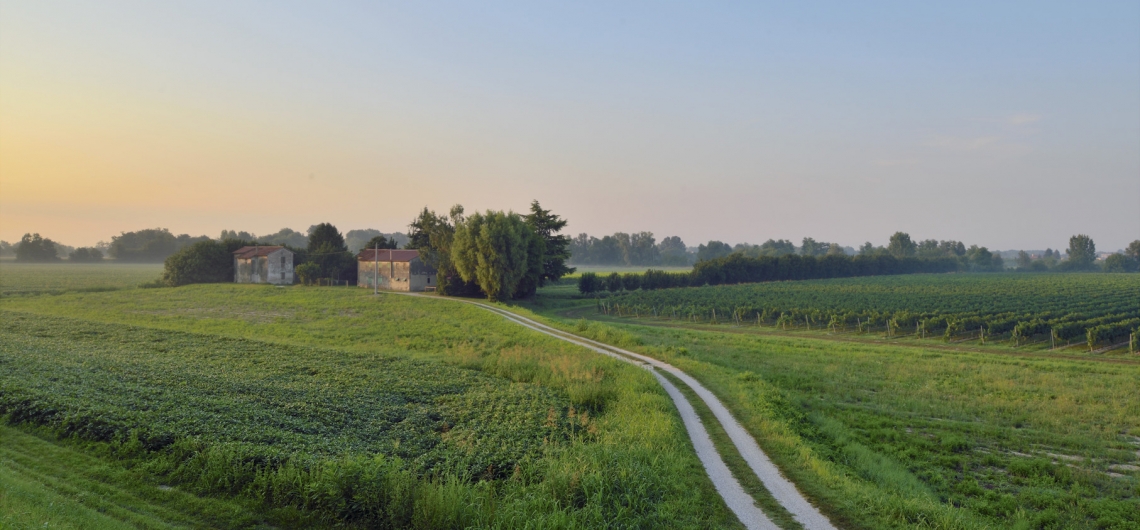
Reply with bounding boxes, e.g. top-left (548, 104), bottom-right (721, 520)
top-left (578, 253), bottom-right (960, 293)
top-left (578, 234), bottom-right (1140, 294)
